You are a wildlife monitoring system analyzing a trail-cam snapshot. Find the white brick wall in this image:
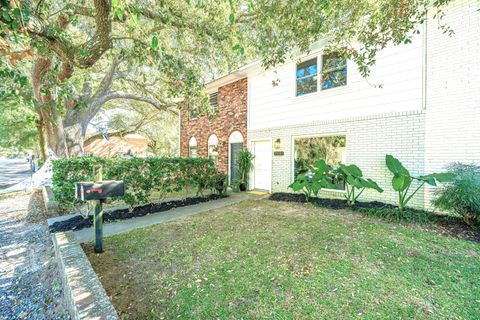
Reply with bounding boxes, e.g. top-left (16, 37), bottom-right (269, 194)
top-left (248, 111), bottom-right (426, 208)
top-left (424, 0), bottom-right (480, 208)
